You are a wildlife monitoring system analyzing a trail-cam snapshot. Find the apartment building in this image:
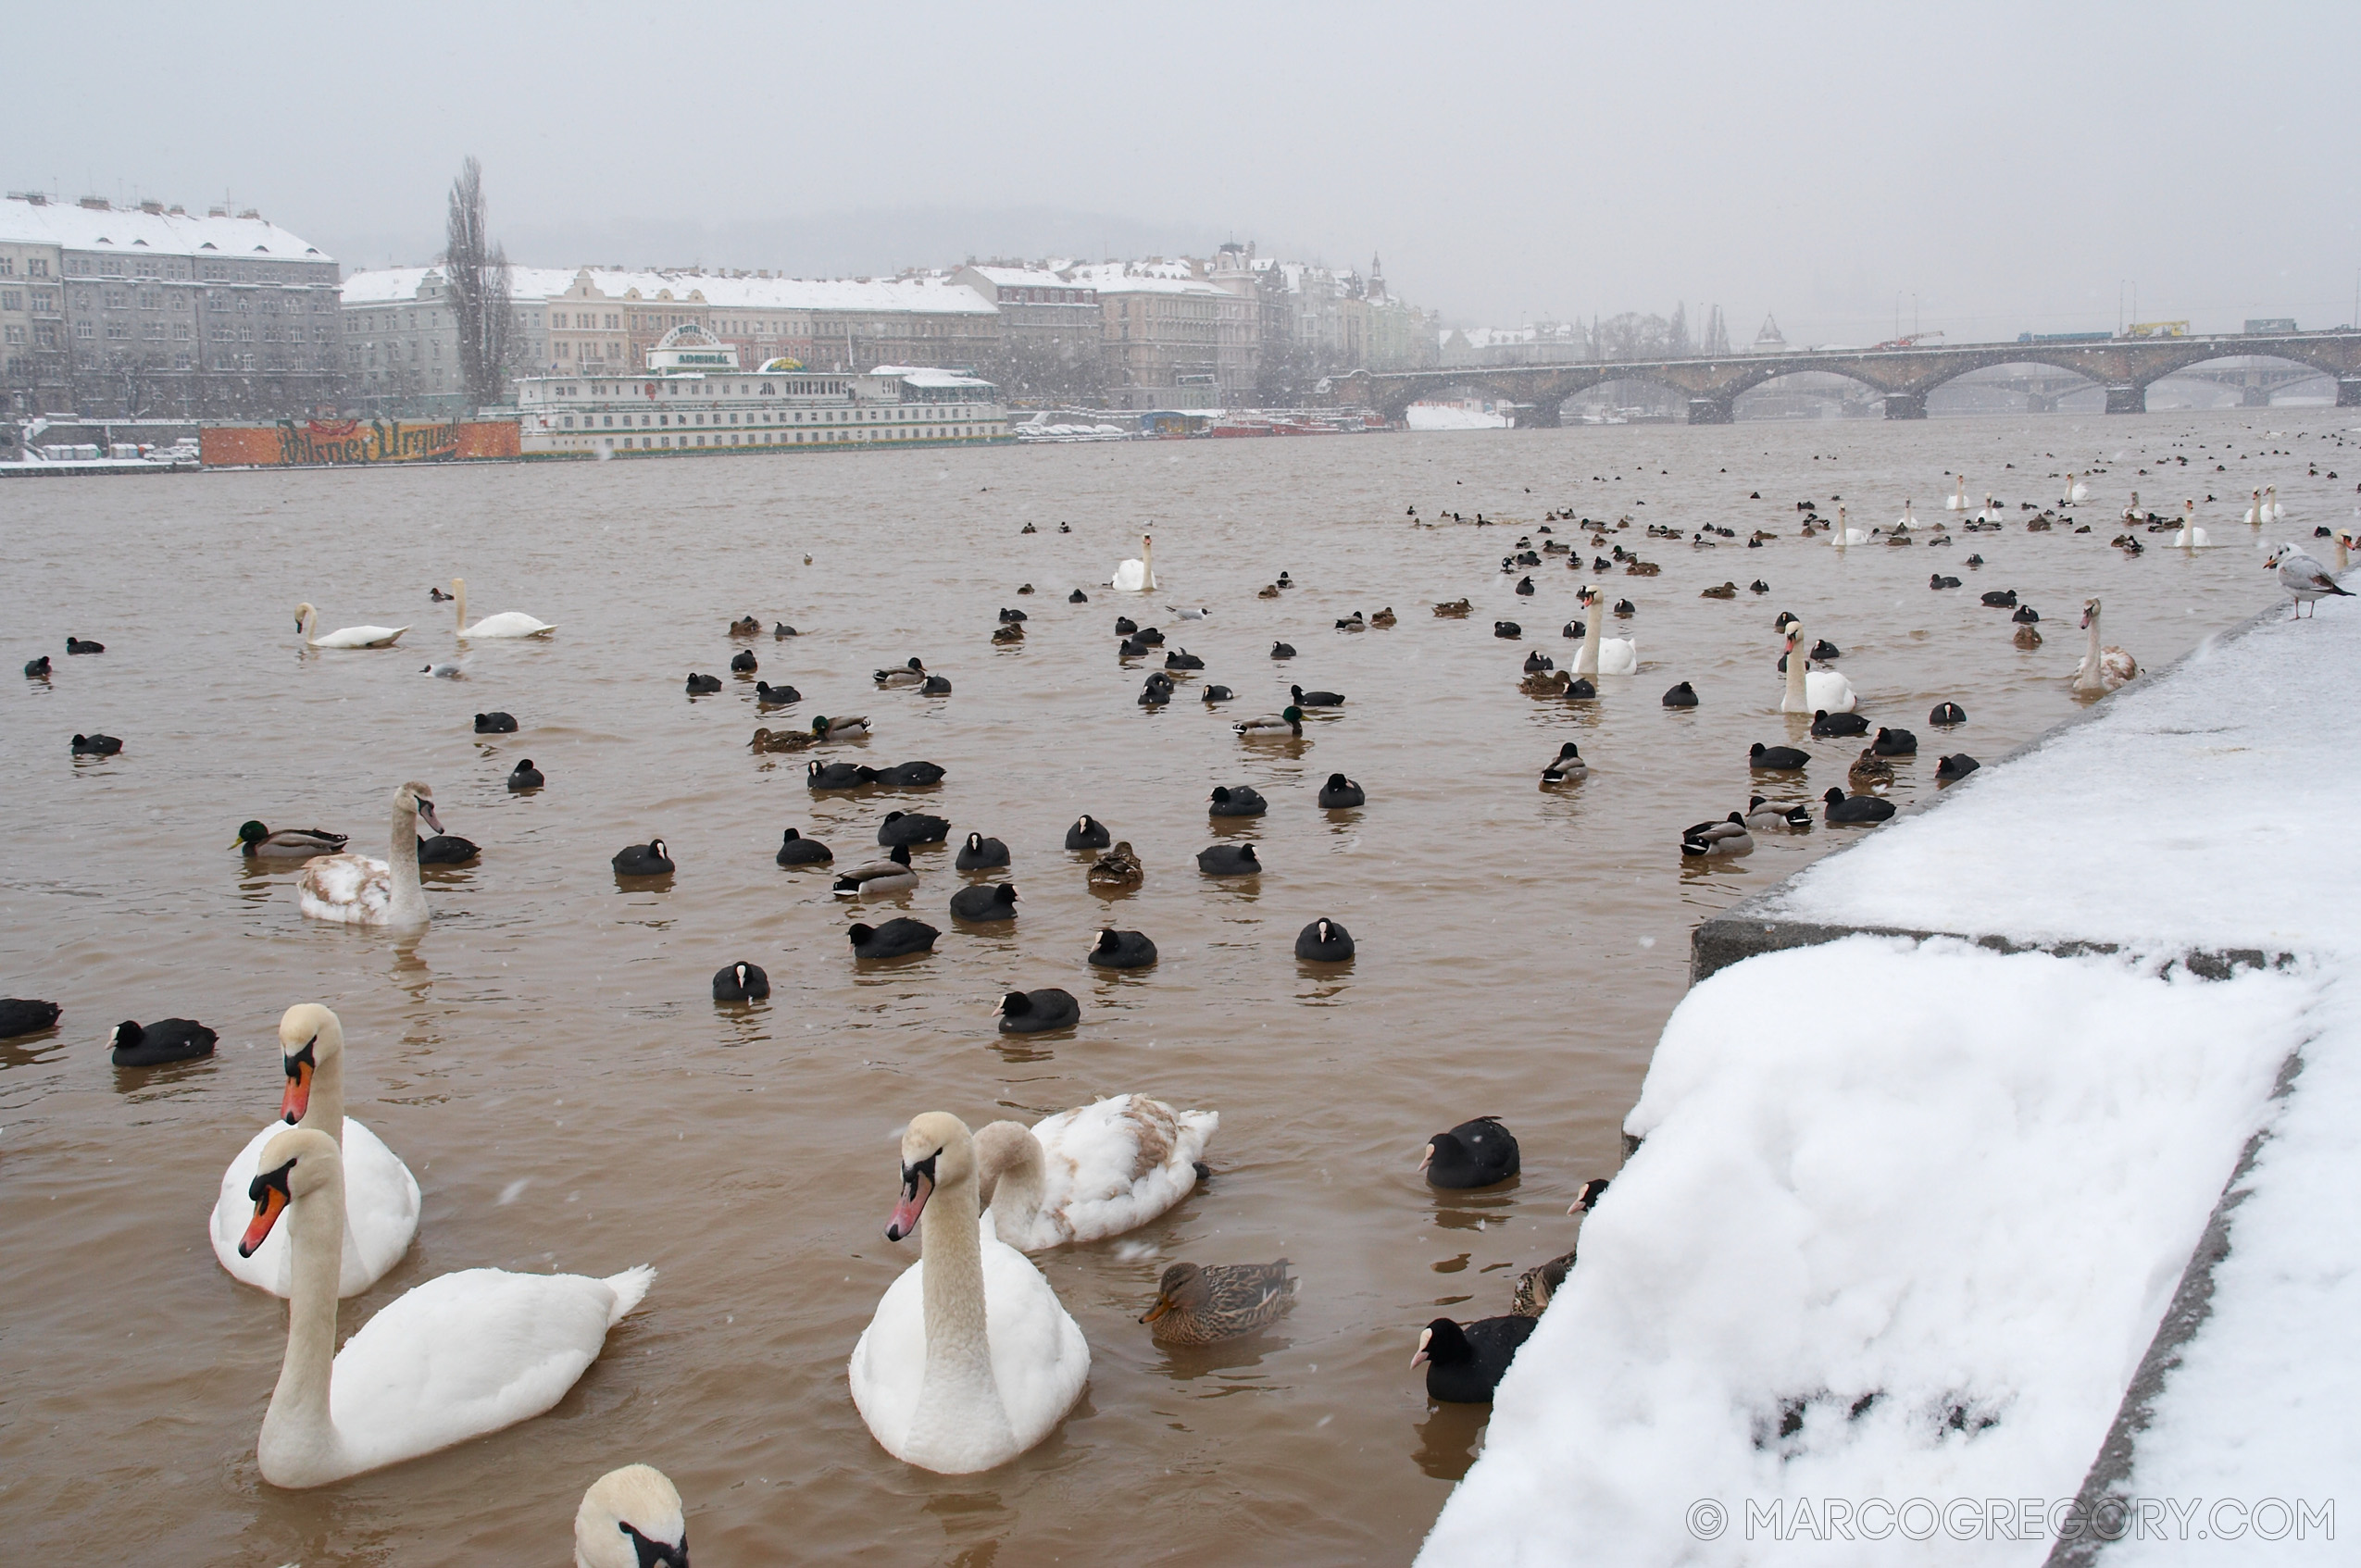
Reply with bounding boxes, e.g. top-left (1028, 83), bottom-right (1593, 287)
top-left (1, 192), bottom-right (343, 417)
top-left (951, 264), bottom-right (1103, 405)
top-left (340, 266), bottom-right (553, 415)
top-left (1065, 262), bottom-right (1229, 410)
